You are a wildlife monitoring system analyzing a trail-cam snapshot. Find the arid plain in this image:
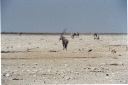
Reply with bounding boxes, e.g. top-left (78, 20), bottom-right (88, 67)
top-left (1, 34), bottom-right (128, 84)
